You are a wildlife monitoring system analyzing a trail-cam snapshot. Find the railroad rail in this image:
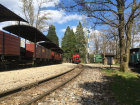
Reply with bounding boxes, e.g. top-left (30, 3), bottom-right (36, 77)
top-left (0, 64), bottom-right (84, 105)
